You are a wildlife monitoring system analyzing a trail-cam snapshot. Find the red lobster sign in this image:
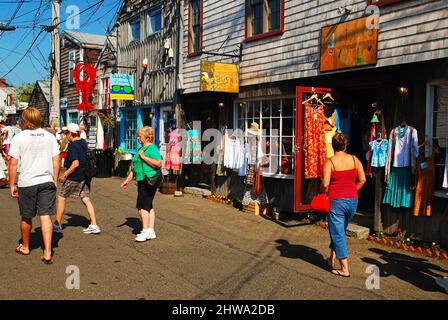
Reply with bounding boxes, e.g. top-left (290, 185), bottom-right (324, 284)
top-left (73, 63), bottom-right (96, 112)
